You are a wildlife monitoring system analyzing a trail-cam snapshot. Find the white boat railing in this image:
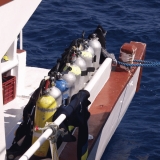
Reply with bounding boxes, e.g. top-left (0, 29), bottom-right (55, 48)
top-left (19, 114), bottom-right (66, 160)
top-left (20, 30), bottom-right (23, 50)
